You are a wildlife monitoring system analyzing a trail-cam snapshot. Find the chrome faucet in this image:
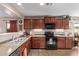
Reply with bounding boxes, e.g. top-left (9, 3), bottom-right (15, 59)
top-left (12, 36), bottom-right (15, 41)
